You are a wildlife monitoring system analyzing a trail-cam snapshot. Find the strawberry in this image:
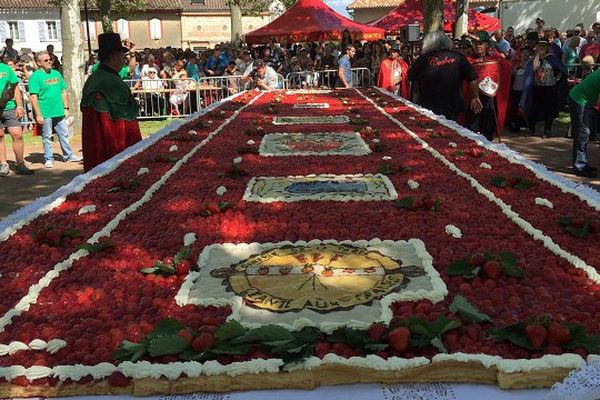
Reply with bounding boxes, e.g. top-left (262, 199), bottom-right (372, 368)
top-left (331, 342), bottom-right (351, 355)
top-left (469, 253), bottom-right (486, 267)
top-left (191, 332), bottom-right (214, 353)
top-left (176, 260), bottom-right (191, 276)
top-left (107, 371), bottom-right (130, 387)
top-left (368, 323), bottom-right (387, 341)
top-left (177, 329), bottom-right (193, 345)
top-left (411, 197), bottom-right (424, 209)
top-left (207, 203), bottom-right (220, 215)
top-left (483, 260), bottom-right (502, 280)
top-left (313, 342), bottom-right (331, 358)
top-left (589, 220), bottom-right (600, 234)
top-left (388, 327), bottom-right (411, 352)
top-left (571, 217), bottom-right (586, 228)
top-left (547, 322), bottom-right (571, 346)
top-left (525, 324), bottom-right (547, 348)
